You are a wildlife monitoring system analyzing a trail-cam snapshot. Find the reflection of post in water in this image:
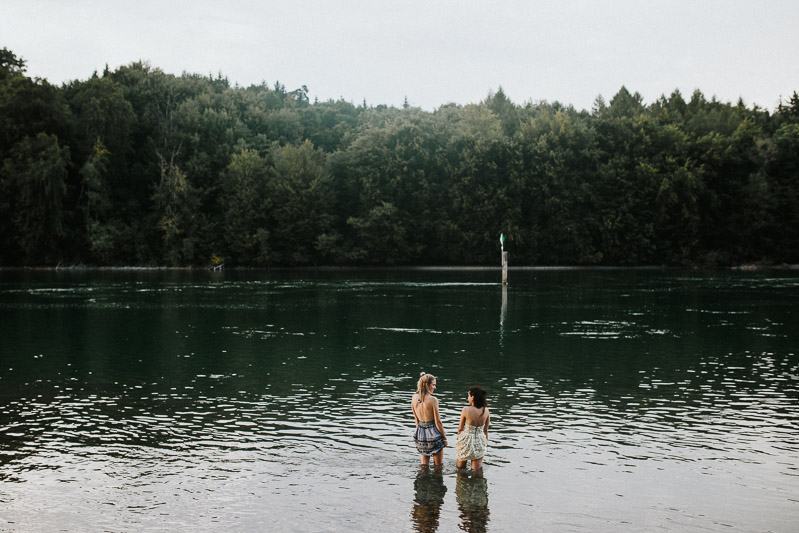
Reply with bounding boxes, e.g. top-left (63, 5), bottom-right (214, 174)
top-left (499, 283), bottom-right (507, 347)
top-left (456, 469), bottom-right (490, 533)
top-left (500, 233), bottom-right (508, 286)
top-left (499, 233), bottom-right (508, 348)
top-left (411, 465), bottom-right (447, 533)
